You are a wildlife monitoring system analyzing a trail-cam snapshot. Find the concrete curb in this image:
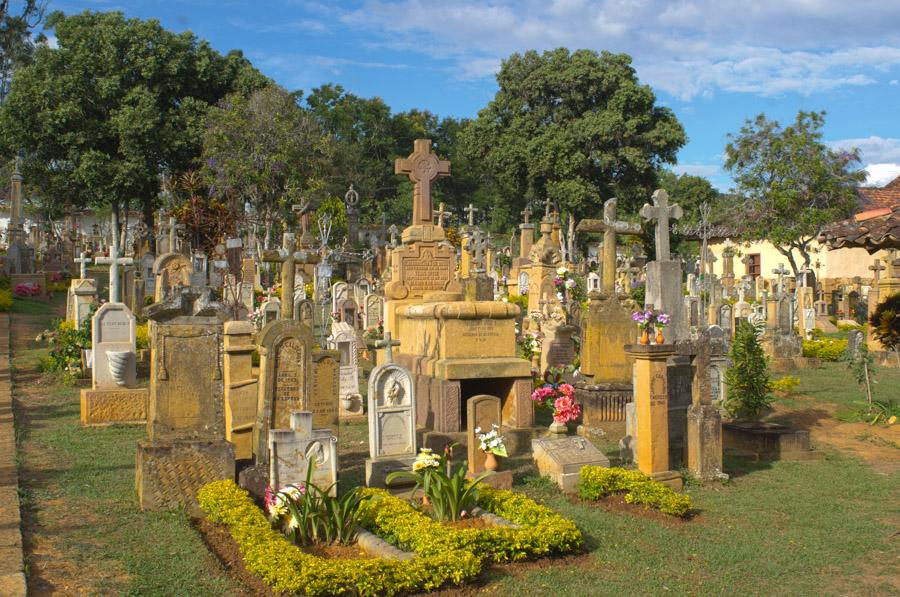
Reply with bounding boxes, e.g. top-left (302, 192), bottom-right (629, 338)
top-left (0, 313), bottom-right (27, 596)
